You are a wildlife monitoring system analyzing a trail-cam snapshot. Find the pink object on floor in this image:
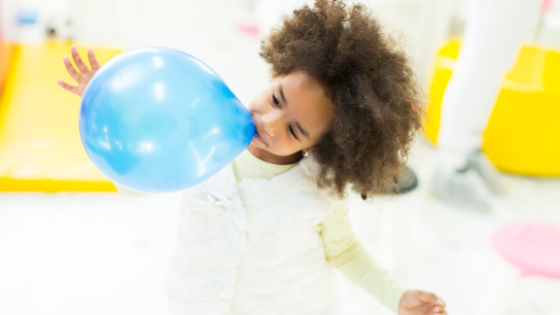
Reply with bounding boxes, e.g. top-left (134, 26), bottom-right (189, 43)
top-left (492, 222), bottom-right (560, 279)
top-left (237, 23), bottom-right (259, 38)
